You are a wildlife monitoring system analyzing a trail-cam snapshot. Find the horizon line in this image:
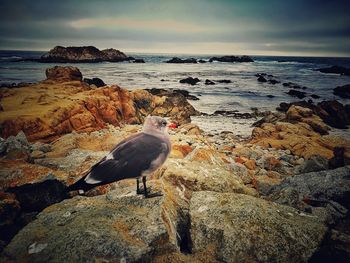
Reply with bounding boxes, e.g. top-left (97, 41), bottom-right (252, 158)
top-left (0, 48), bottom-right (349, 59)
